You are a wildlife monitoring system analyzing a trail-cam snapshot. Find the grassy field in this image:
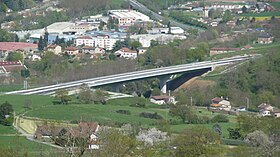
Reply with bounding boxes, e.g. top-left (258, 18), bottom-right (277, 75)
top-left (0, 125), bottom-right (16, 134)
top-left (0, 95), bottom-right (238, 137)
top-left (242, 11), bottom-right (280, 17)
top-left (0, 95), bottom-right (53, 114)
top-left (171, 122), bottom-right (236, 138)
top-left (0, 85), bottom-right (23, 93)
top-left (25, 98), bottom-right (172, 127)
top-left (270, 2), bottom-right (280, 10)
top-left (0, 136), bottom-right (60, 156)
top-left (211, 41), bottom-right (280, 60)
